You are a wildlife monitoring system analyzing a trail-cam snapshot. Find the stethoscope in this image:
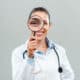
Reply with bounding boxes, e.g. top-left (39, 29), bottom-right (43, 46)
top-left (22, 37), bottom-right (63, 74)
